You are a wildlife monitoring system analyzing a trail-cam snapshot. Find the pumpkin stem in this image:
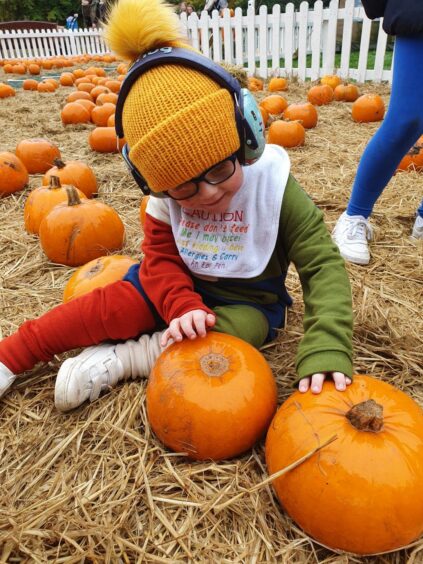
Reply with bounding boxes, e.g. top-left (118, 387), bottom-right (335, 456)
top-left (53, 158), bottom-right (66, 169)
top-left (65, 186), bottom-right (82, 207)
top-left (346, 399), bottom-right (383, 432)
top-left (200, 353), bottom-right (229, 378)
top-left (49, 175), bottom-right (62, 190)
